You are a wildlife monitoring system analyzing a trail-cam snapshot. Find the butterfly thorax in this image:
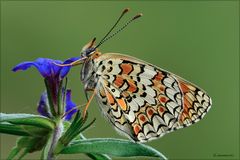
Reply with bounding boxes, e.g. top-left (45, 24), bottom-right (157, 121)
top-left (80, 51), bottom-right (101, 91)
